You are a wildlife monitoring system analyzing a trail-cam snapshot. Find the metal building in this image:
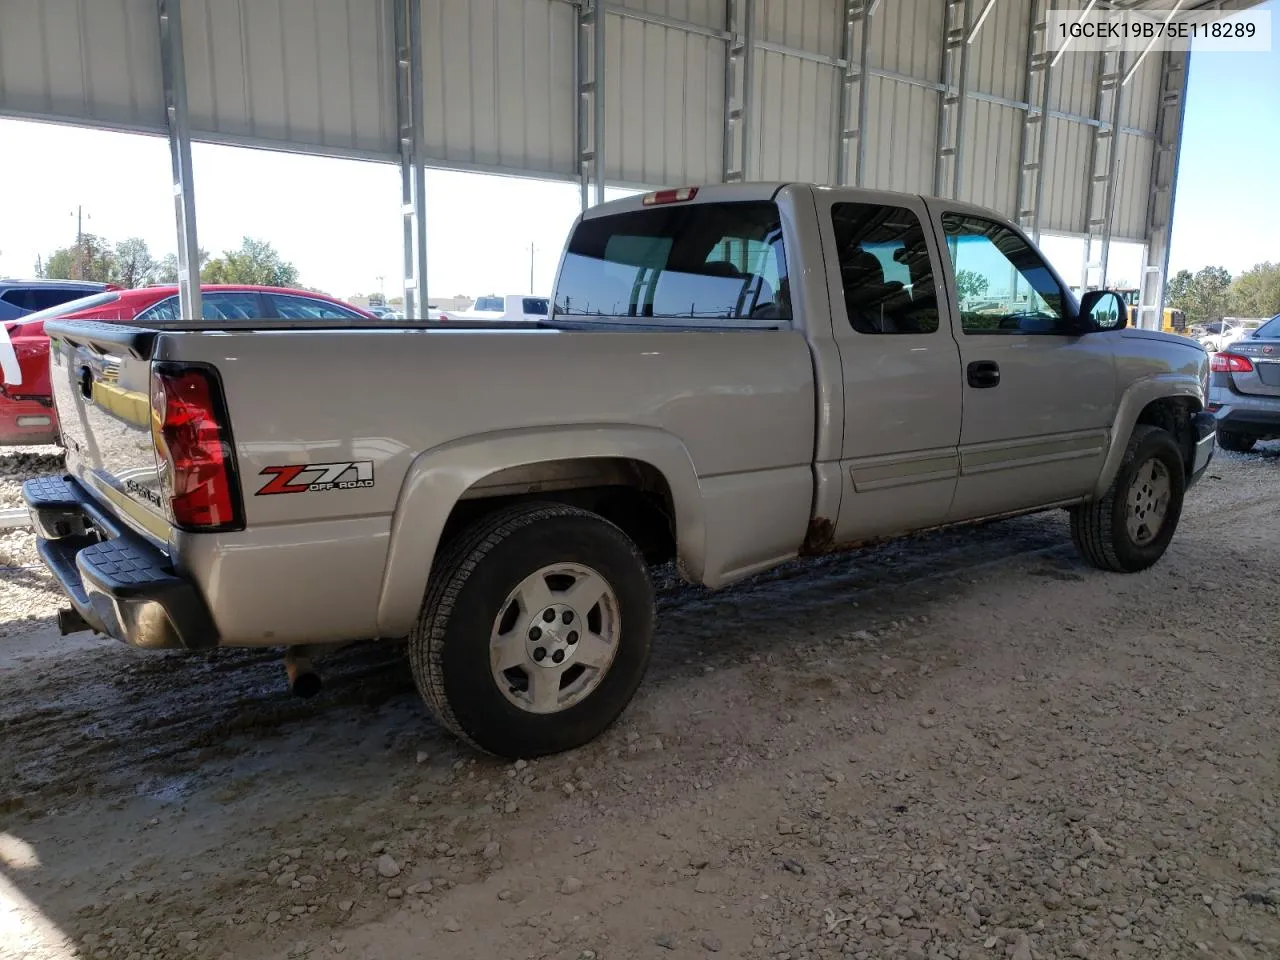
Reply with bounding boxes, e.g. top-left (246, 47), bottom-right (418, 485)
top-left (0, 0), bottom-right (1258, 325)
